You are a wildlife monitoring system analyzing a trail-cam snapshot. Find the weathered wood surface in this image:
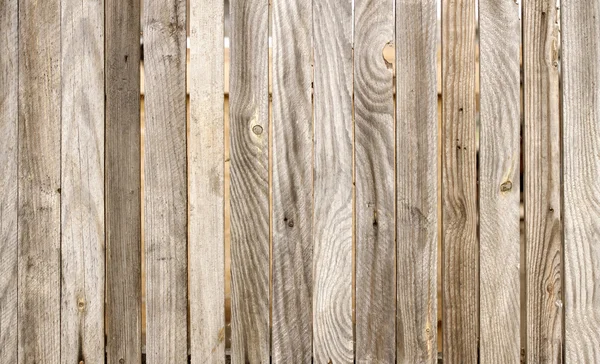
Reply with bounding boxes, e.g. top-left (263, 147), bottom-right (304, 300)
top-left (395, 0), bottom-right (438, 362)
top-left (143, 0), bottom-right (188, 361)
top-left (229, 0), bottom-right (270, 362)
top-left (563, 1), bottom-right (600, 362)
top-left (478, 0), bottom-right (521, 362)
top-left (271, 0), bottom-right (313, 362)
top-left (523, 0), bottom-right (562, 362)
